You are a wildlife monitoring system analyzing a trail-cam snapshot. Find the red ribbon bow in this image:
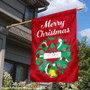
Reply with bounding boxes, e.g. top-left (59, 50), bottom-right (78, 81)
top-left (47, 38), bottom-right (58, 52)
